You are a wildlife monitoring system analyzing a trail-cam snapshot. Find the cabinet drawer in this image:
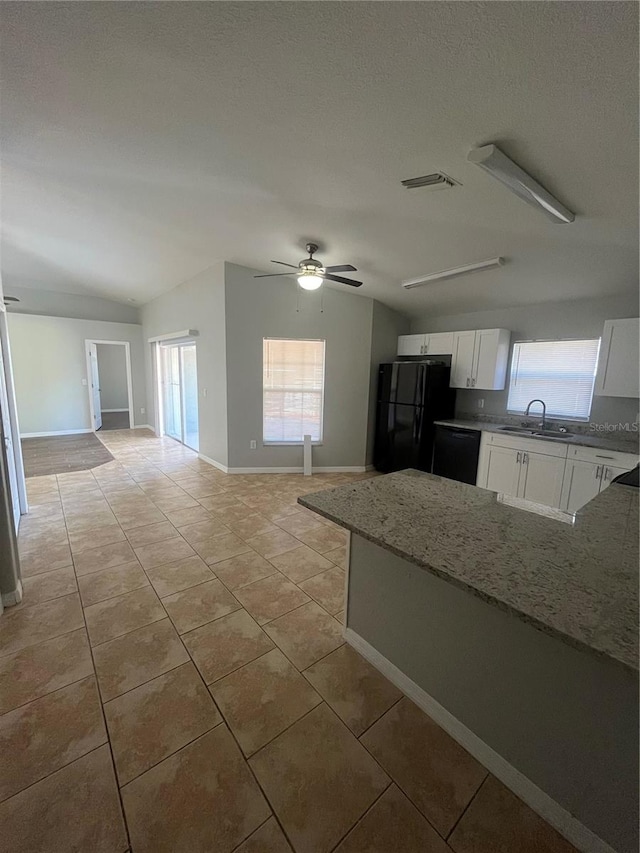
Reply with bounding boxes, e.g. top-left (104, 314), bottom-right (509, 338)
top-left (567, 444), bottom-right (639, 468)
top-left (484, 432), bottom-right (568, 459)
